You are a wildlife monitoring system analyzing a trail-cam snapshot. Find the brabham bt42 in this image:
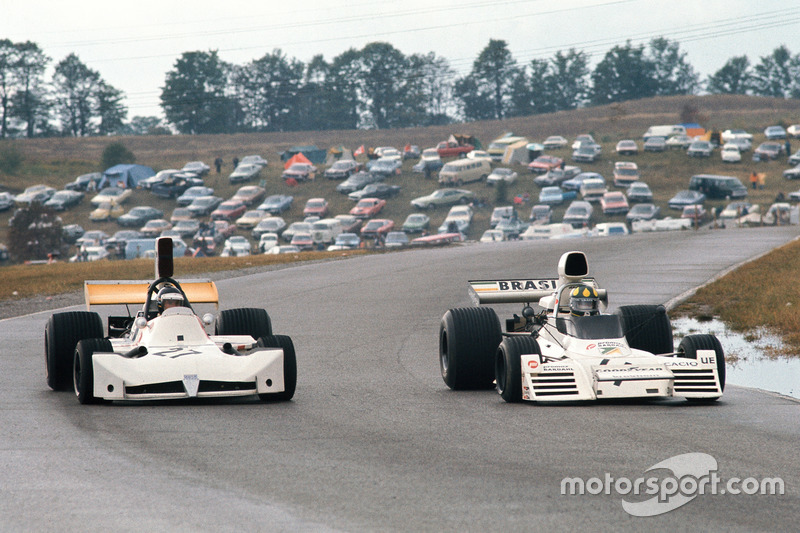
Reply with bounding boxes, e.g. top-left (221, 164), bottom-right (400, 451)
top-left (45, 237), bottom-right (296, 404)
top-left (439, 251), bottom-right (725, 403)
